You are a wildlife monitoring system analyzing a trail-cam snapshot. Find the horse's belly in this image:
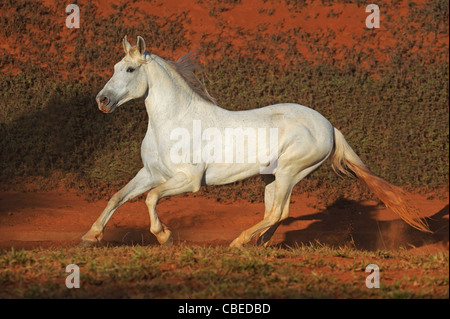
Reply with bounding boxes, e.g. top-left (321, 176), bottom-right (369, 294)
top-left (204, 163), bottom-right (261, 186)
